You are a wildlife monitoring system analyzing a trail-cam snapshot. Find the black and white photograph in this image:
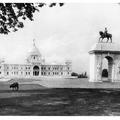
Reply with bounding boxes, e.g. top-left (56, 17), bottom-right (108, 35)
top-left (0, 0), bottom-right (120, 116)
